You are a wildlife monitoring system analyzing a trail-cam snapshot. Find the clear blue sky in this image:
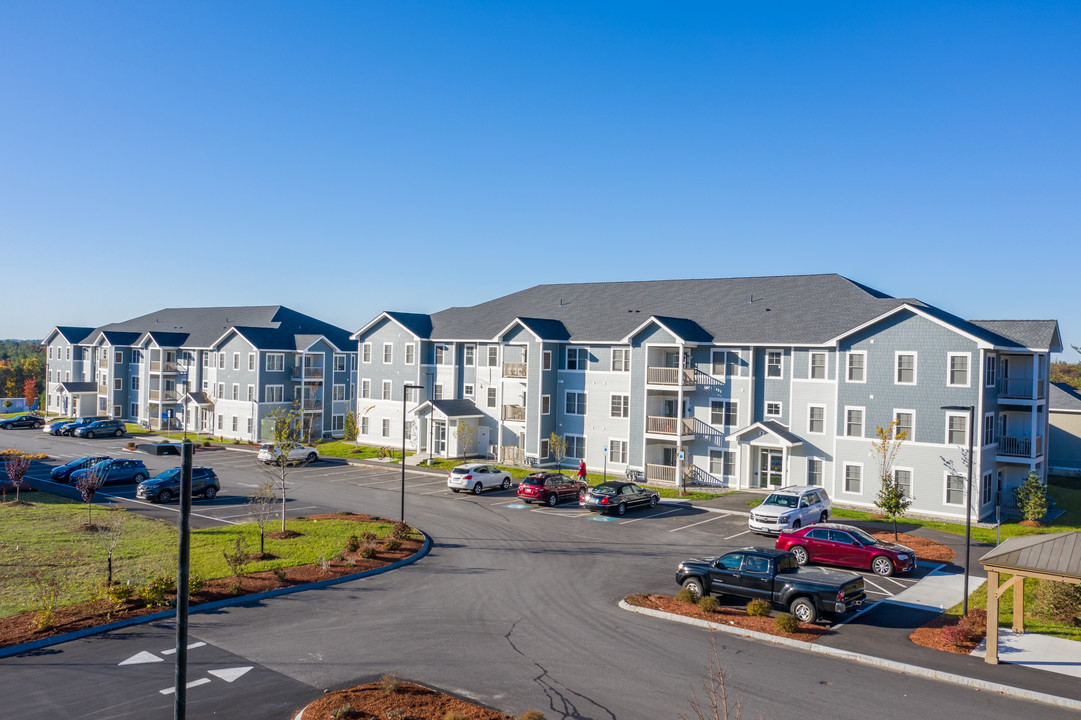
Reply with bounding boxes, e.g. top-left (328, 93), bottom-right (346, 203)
top-left (3, 2), bottom-right (1078, 359)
